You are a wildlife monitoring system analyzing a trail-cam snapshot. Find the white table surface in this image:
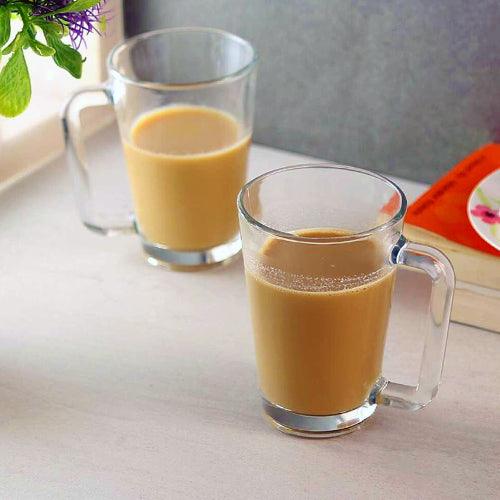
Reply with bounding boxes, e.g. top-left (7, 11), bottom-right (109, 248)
top-left (0, 137), bottom-right (499, 499)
